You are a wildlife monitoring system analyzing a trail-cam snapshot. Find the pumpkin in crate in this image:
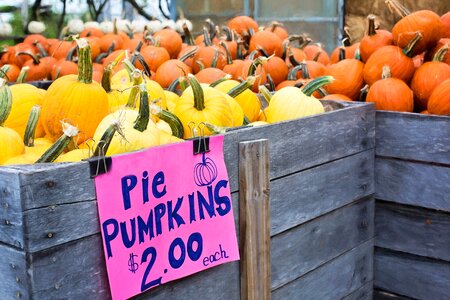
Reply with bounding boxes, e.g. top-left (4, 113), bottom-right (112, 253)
top-left (41, 38), bottom-right (109, 143)
top-left (359, 15), bottom-right (393, 62)
top-left (427, 78), bottom-right (450, 116)
top-left (0, 79), bottom-right (25, 164)
top-left (366, 66), bottom-right (413, 112)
